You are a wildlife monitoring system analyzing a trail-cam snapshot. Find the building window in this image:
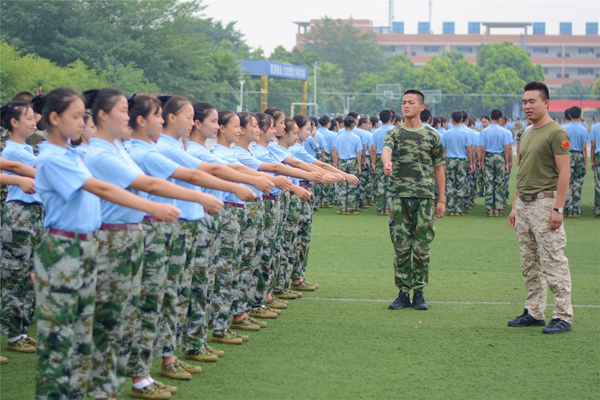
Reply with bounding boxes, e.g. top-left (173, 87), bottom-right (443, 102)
top-left (543, 68), bottom-right (549, 75)
top-left (455, 46), bottom-right (474, 53)
top-left (424, 46), bottom-right (440, 53)
top-left (418, 22), bottom-right (430, 34)
top-left (533, 22), bottom-right (545, 35)
top-left (586, 22), bottom-right (599, 35)
top-left (532, 47), bottom-right (549, 54)
top-left (468, 22), bottom-right (480, 34)
top-left (559, 22), bottom-right (572, 35)
top-left (443, 22), bottom-right (455, 34)
top-left (578, 47), bottom-right (595, 55)
top-left (578, 68), bottom-right (594, 75)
